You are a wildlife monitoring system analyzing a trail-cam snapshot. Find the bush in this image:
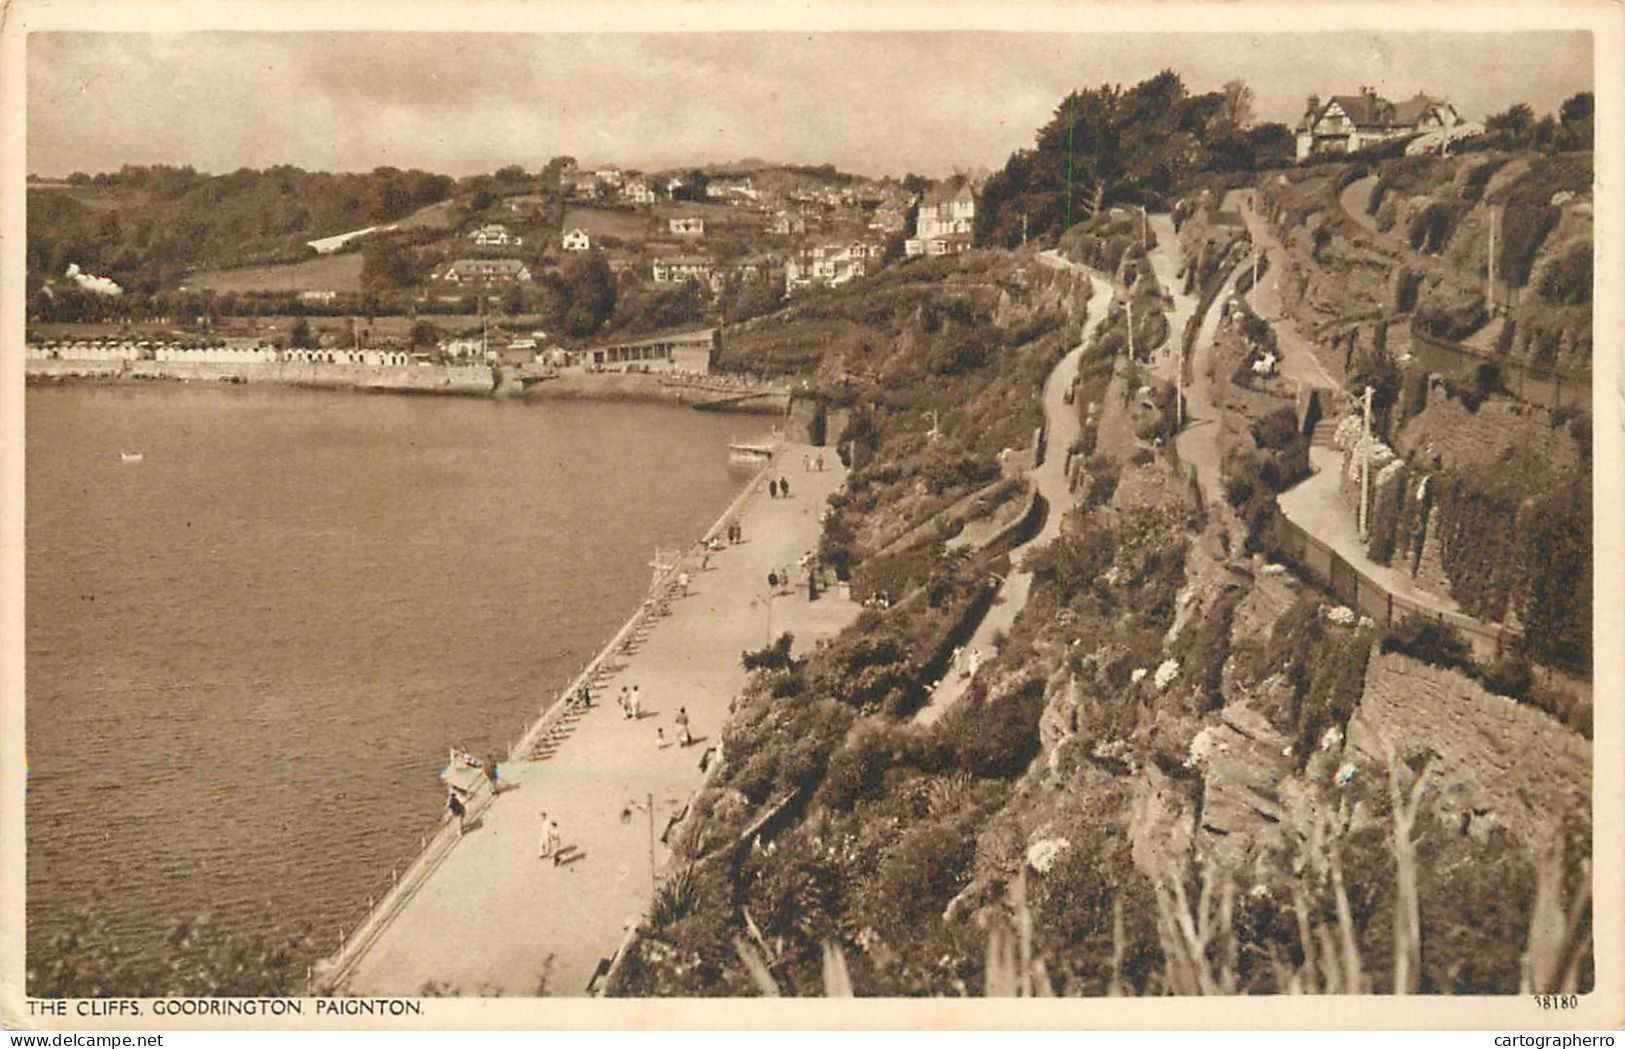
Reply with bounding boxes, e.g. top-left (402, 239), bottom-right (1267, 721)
top-left (1380, 617), bottom-right (1473, 671)
top-left (1537, 240), bottom-right (1592, 305)
top-left (743, 632), bottom-right (798, 672)
top-left (933, 675), bottom-right (1046, 779)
